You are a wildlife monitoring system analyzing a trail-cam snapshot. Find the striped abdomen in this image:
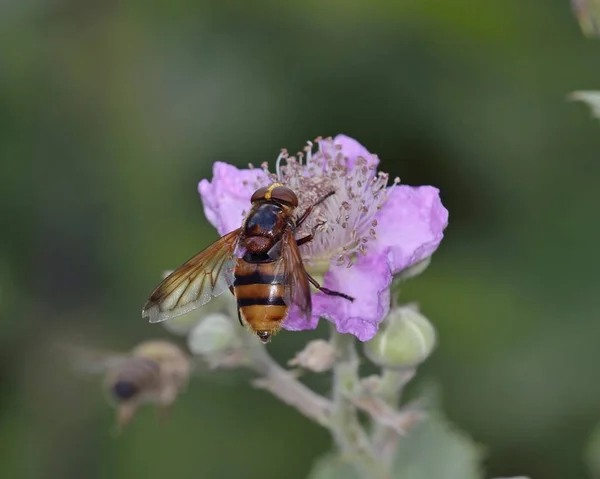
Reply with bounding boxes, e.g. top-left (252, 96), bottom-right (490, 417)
top-left (233, 259), bottom-right (288, 336)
